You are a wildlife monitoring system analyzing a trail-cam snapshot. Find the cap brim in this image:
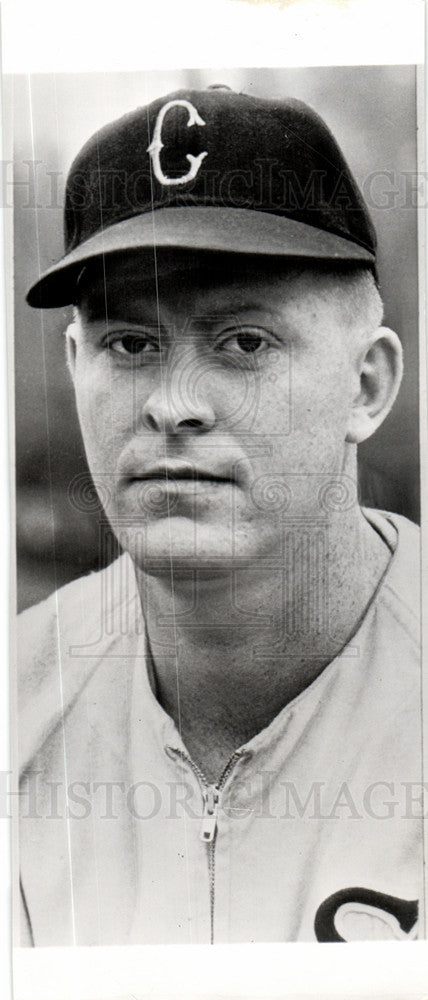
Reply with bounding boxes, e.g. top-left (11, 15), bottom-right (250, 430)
top-left (26, 206), bottom-right (376, 308)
